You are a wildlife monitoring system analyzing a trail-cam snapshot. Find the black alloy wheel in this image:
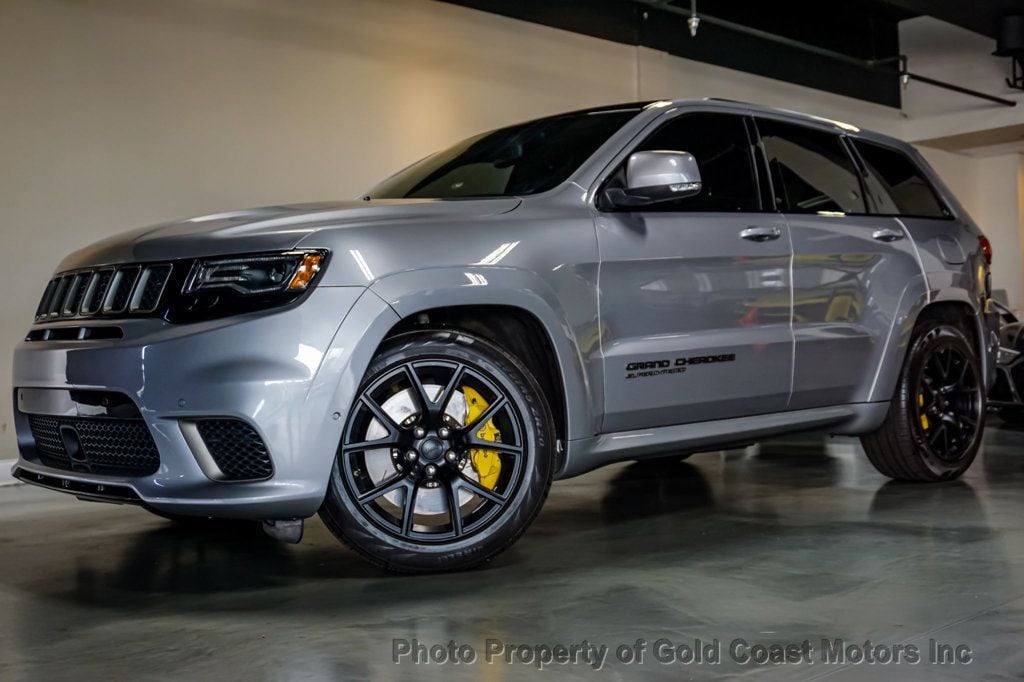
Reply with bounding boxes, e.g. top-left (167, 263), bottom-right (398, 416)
top-left (862, 317), bottom-right (986, 482)
top-left (913, 343), bottom-right (983, 461)
top-left (320, 331), bottom-right (555, 572)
